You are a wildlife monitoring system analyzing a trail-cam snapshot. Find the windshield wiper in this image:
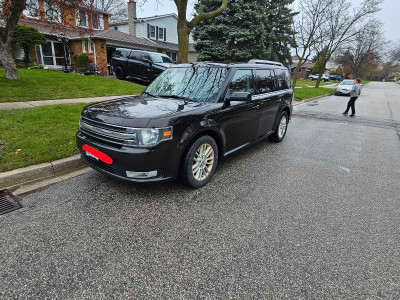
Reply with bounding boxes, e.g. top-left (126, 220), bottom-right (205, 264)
top-left (157, 94), bottom-right (193, 101)
top-left (142, 91), bottom-right (156, 97)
